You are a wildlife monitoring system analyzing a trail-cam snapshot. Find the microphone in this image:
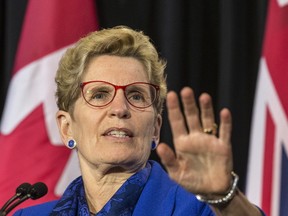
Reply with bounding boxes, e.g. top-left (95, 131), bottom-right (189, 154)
top-left (0, 182), bottom-right (48, 216)
top-left (26, 182), bottom-right (48, 200)
top-left (0, 183), bottom-right (31, 212)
